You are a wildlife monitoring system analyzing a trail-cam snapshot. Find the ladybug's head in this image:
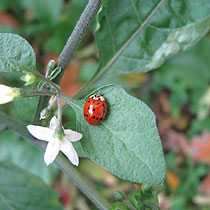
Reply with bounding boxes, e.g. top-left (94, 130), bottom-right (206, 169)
top-left (90, 94), bottom-right (106, 101)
